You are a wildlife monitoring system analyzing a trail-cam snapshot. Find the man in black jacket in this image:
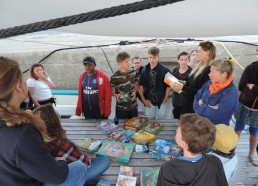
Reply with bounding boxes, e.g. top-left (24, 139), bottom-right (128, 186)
top-left (139, 47), bottom-right (171, 119)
